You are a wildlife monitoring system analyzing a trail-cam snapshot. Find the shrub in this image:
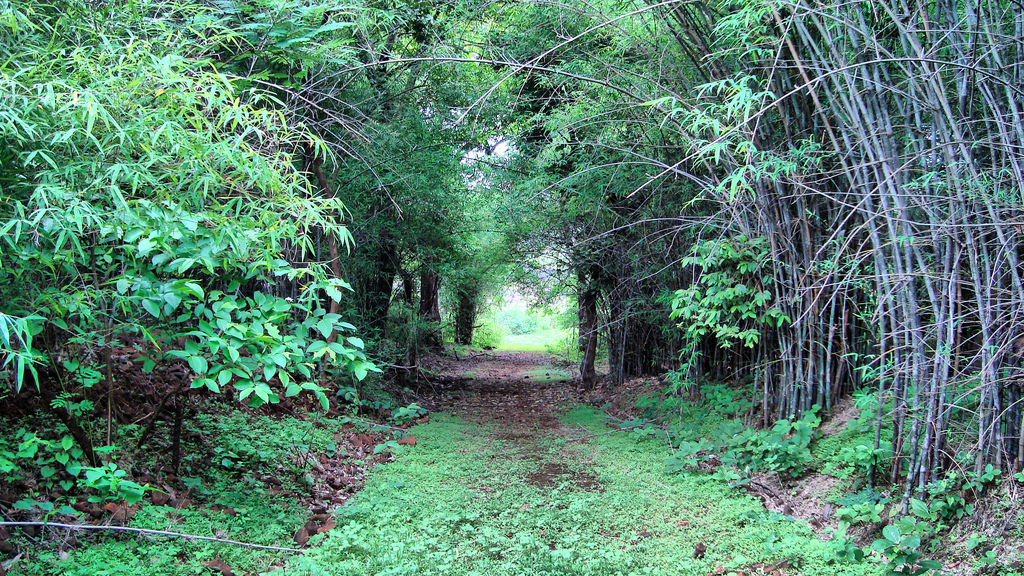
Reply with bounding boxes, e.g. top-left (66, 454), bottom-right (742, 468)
top-left (473, 321), bottom-right (503, 349)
